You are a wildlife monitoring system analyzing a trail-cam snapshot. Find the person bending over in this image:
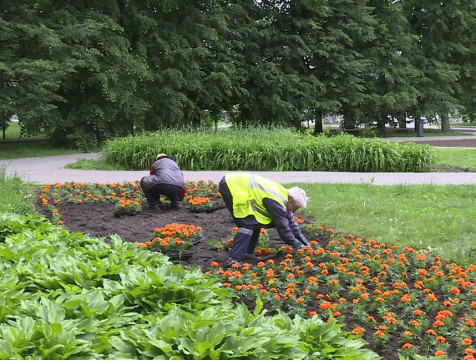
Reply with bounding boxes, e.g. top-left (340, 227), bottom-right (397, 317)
top-left (219, 172), bottom-right (310, 267)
